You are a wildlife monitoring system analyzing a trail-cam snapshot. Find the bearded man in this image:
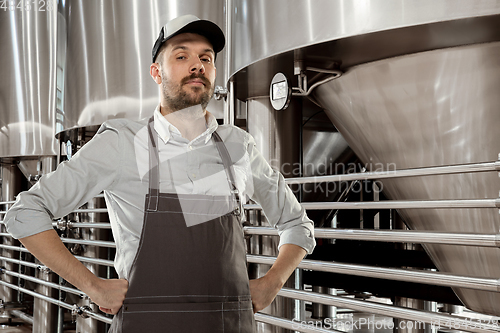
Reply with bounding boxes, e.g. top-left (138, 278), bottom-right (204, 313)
top-left (4, 15), bottom-right (316, 332)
